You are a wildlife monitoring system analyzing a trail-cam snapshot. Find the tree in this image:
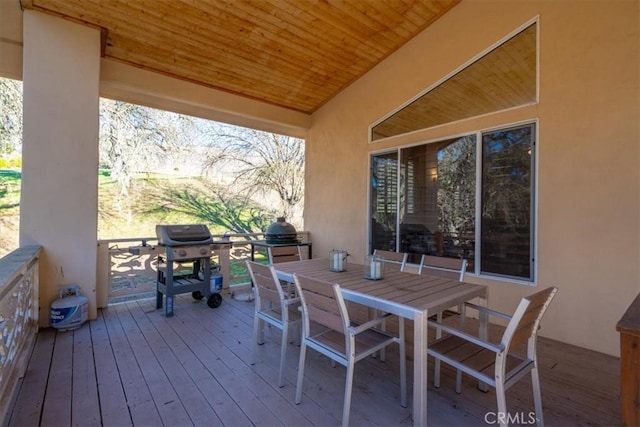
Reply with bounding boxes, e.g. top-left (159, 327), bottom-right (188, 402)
top-left (147, 179), bottom-right (273, 234)
top-left (437, 135), bottom-right (476, 236)
top-left (99, 99), bottom-right (196, 208)
top-left (0, 78), bottom-right (23, 159)
top-left (201, 124), bottom-right (305, 222)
